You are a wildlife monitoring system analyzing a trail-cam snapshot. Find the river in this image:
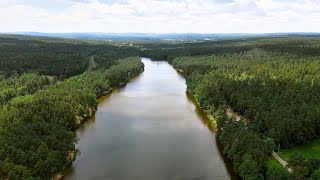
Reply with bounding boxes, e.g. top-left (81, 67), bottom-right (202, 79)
top-left (63, 58), bottom-right (237, 180)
